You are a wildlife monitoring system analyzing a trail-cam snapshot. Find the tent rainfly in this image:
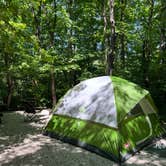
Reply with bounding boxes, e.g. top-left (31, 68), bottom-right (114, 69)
top-left (44, 76), bottom-right (165, 162)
